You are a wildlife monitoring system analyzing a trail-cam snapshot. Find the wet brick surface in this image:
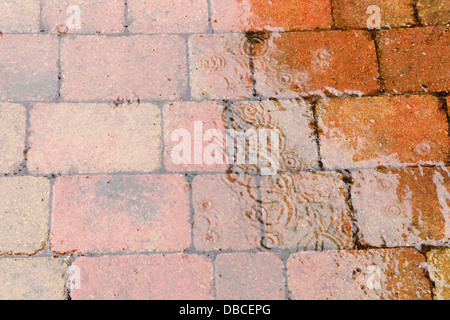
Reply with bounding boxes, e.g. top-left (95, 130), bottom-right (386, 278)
top-left (0, 0), bottom-right (449, 300)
